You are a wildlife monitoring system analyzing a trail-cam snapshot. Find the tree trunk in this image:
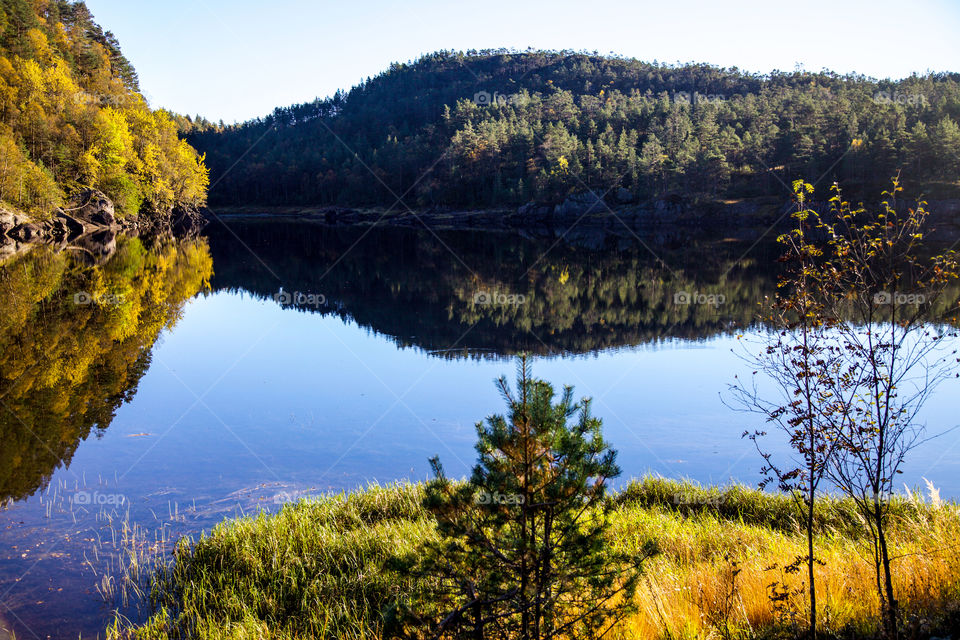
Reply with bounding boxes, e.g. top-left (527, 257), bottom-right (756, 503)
top-left (807, 494), bottom-right (817, 640)
top-left (877, 515), bottom-right (899, 640)
top-left (473, 600), bottom-right (484, 640)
